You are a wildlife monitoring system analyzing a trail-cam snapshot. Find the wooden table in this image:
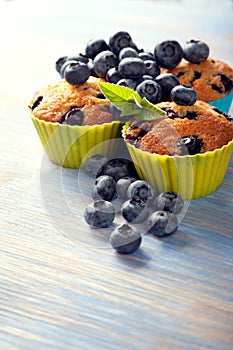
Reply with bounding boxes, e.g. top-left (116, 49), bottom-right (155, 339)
top-left (1, 0), bottom-right (233, 349)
